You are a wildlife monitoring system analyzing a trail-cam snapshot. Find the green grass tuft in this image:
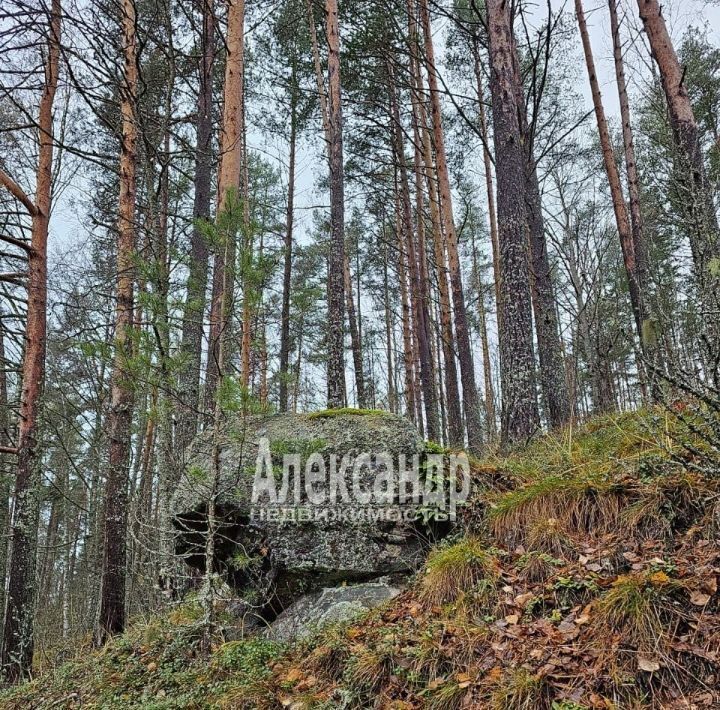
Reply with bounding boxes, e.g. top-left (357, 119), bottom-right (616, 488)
top-left (421, 537), bottom-right (499, 606)
top-left (594, 570), bottom-right (686, 651)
